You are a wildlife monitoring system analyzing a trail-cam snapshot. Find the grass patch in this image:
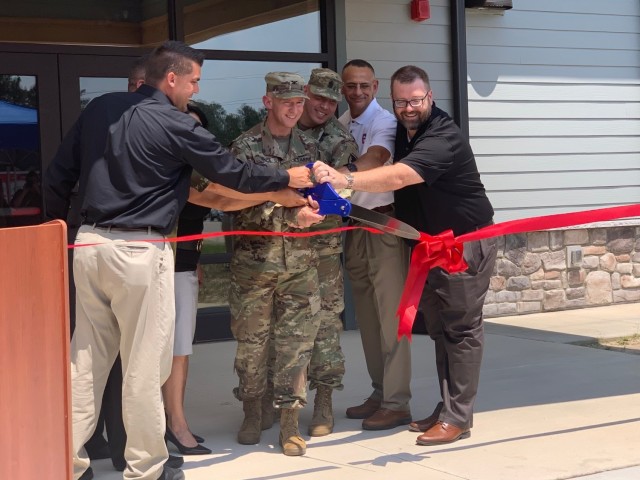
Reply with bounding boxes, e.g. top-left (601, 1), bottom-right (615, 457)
top-left (573, 334), bottom-right (640, 355)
